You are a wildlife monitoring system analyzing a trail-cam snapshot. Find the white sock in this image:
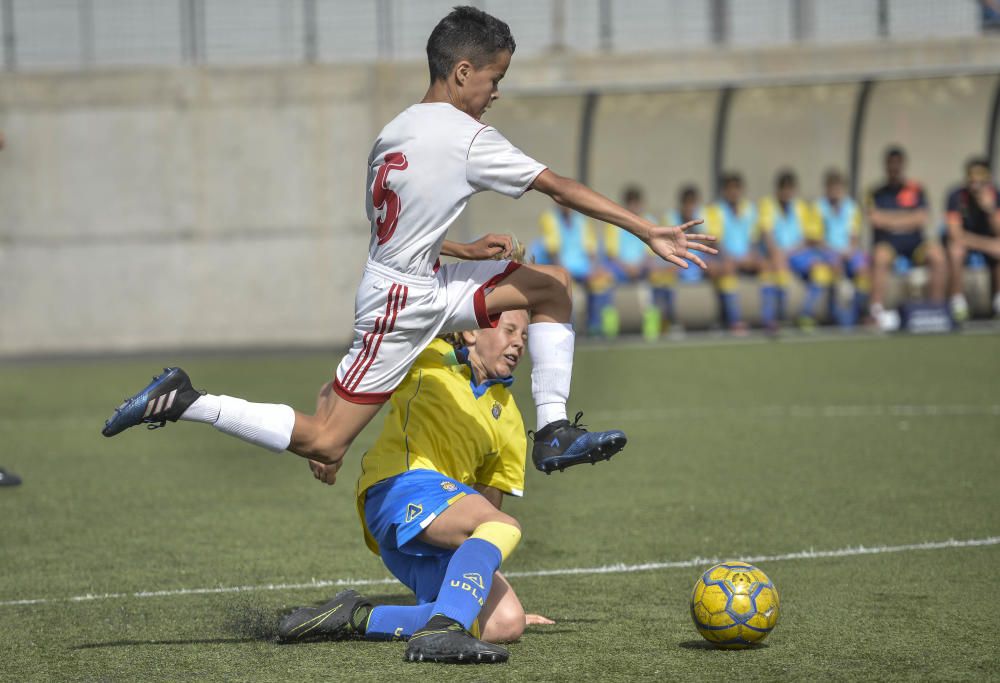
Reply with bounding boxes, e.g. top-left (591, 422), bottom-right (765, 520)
top-left (993, 292), bottom-right (1000, 314)
top-left (179, 394), bottom-right (222, 423)
top-left (212, 395), bottom-right (296, 453)
top-left (528, 322), bottom-right (574, 429)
